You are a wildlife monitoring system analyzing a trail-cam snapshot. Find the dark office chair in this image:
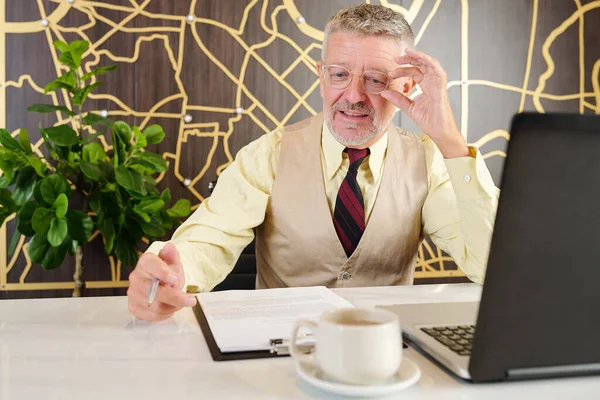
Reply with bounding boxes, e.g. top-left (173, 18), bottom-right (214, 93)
top-left (206, 180), bottom-right (257, 291)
